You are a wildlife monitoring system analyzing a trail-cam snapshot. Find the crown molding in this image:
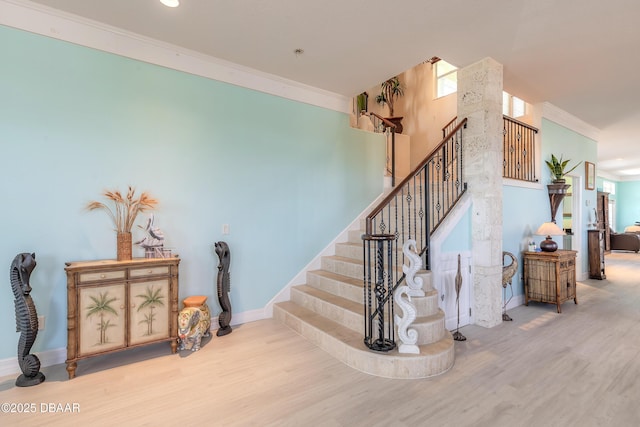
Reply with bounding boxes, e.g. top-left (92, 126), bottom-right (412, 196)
top-left (541, 102), bottom-right (601, 142)
top-left (0, 0), bottom-right (351, 114)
